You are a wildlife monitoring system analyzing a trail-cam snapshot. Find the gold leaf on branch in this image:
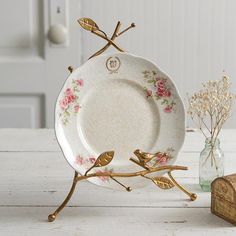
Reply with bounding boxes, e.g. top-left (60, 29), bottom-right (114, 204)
top-left (152, 176), bottom-right (174, 189)
top-left (93, 151), bottom-right (114, 167)
top-left (78, 18), bottom-right (99, 31)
